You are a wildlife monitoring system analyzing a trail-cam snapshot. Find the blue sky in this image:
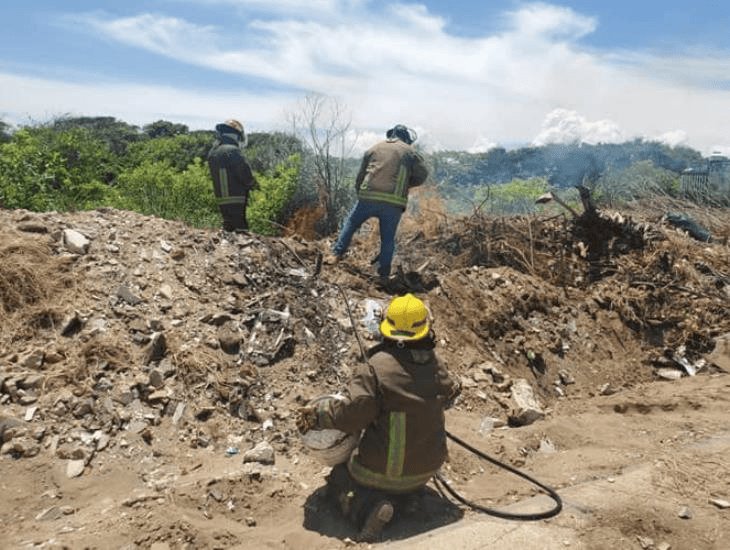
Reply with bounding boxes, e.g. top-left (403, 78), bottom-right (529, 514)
top-left (2, 1), bottom-right (730, 154)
